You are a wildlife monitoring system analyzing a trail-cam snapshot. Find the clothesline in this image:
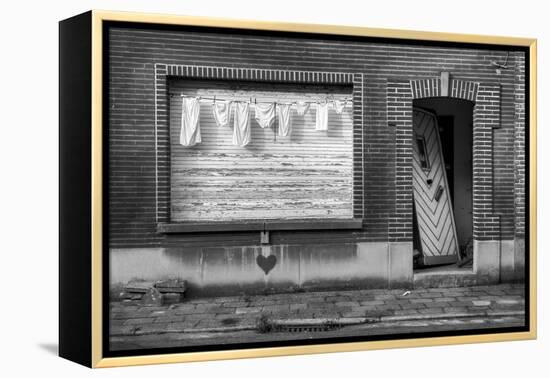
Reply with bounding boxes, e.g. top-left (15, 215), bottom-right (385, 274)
top-left (169, 93), bottom-right (353, 106)
top-left (178, 95), bottom-right (346, 148)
